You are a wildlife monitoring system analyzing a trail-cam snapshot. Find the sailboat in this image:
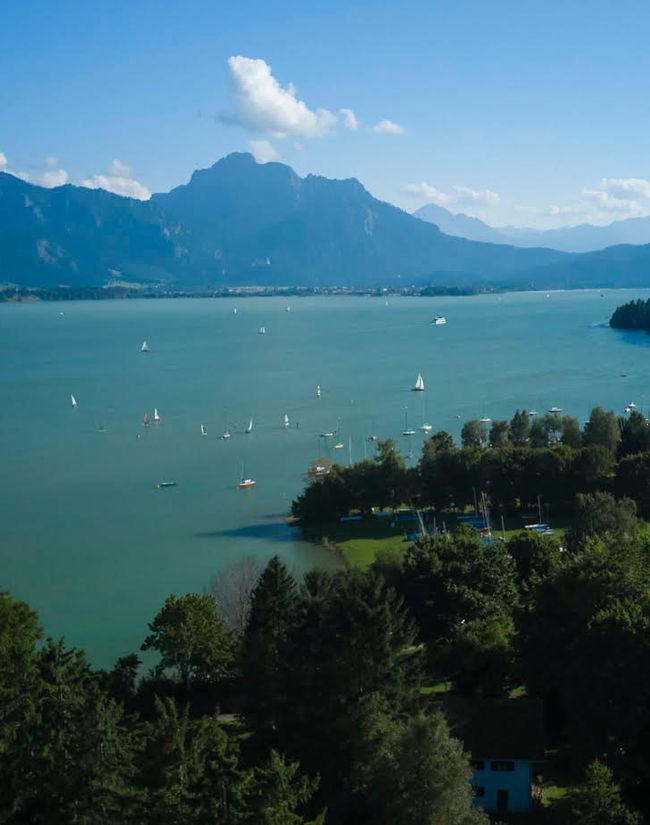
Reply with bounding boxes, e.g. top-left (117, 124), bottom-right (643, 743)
top-left (402, 409), bottom-right (416, 436)
top-left (141, 340), bottom-right (149, 353)
top-left (412, 373), bottom-right (425, 392)
top-left (259, 326), bottom-right (266, 335)
top-left (316, 385), bottom-right (321, 398)
top-left (419, 405), bottom-right (432, 433)
top-left (233, 307), bottom-right (238, 315)
top-left (153, 408), bottom-right (161, 422)
top-left (238, 464), bottom-right (256, 488)
top-left (334, 440), bottom-right (345, 450)
top-left (245, 417), bottom-right (253, 434)
top-left (221, 415), bottom-right (231, 440)
top-left (70, 394), bottom-right (78, 408)
top-left (200, 424), bottom-right (208, 437)
top-left (283, 414), bottom-right (290, 429)
top-left (143, 412), bottom-right (150, 426)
